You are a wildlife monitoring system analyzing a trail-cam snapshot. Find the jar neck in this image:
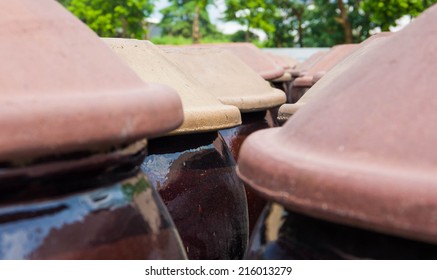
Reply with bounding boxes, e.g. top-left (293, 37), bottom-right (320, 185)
top-left (0, 141), bottom-right (148, 205)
